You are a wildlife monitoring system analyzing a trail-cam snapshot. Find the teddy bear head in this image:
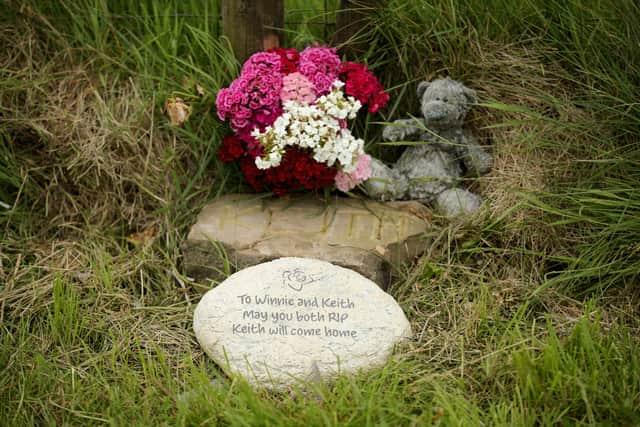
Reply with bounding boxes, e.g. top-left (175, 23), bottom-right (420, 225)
top-left (417, 77), bottom-right (477, 130)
